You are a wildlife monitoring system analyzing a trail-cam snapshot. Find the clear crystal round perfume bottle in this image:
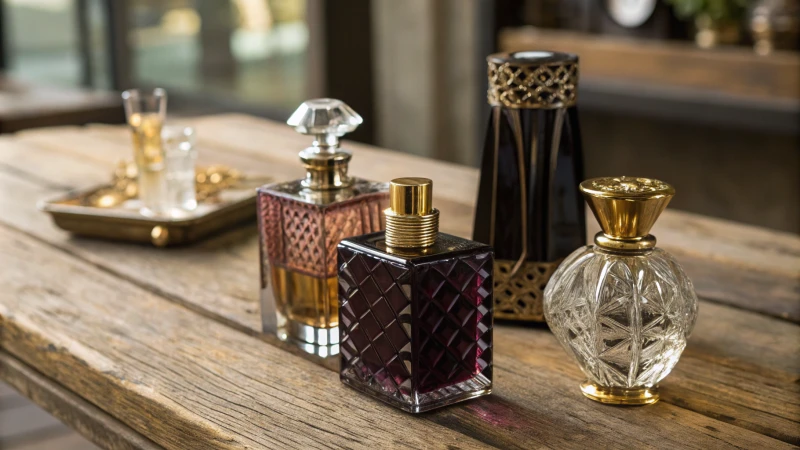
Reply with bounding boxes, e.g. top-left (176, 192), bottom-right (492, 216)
top-left (544, 177), bottom-right (698, 405)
